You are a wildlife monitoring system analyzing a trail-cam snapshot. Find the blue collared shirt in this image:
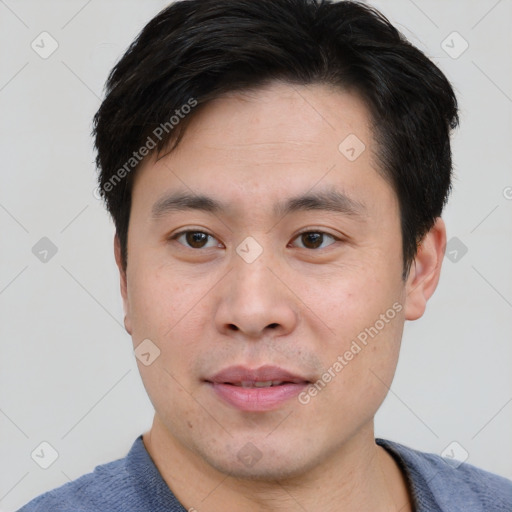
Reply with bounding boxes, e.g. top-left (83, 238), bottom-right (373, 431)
top-left (18, 436), bottom-right (512, 511)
